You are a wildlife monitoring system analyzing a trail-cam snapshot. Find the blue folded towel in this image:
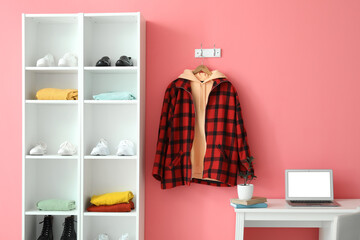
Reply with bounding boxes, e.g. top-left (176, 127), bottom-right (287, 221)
top-left (93, 92), bottom-right (136, 100)
top-left (230, 202), bottom-right (268, 208)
